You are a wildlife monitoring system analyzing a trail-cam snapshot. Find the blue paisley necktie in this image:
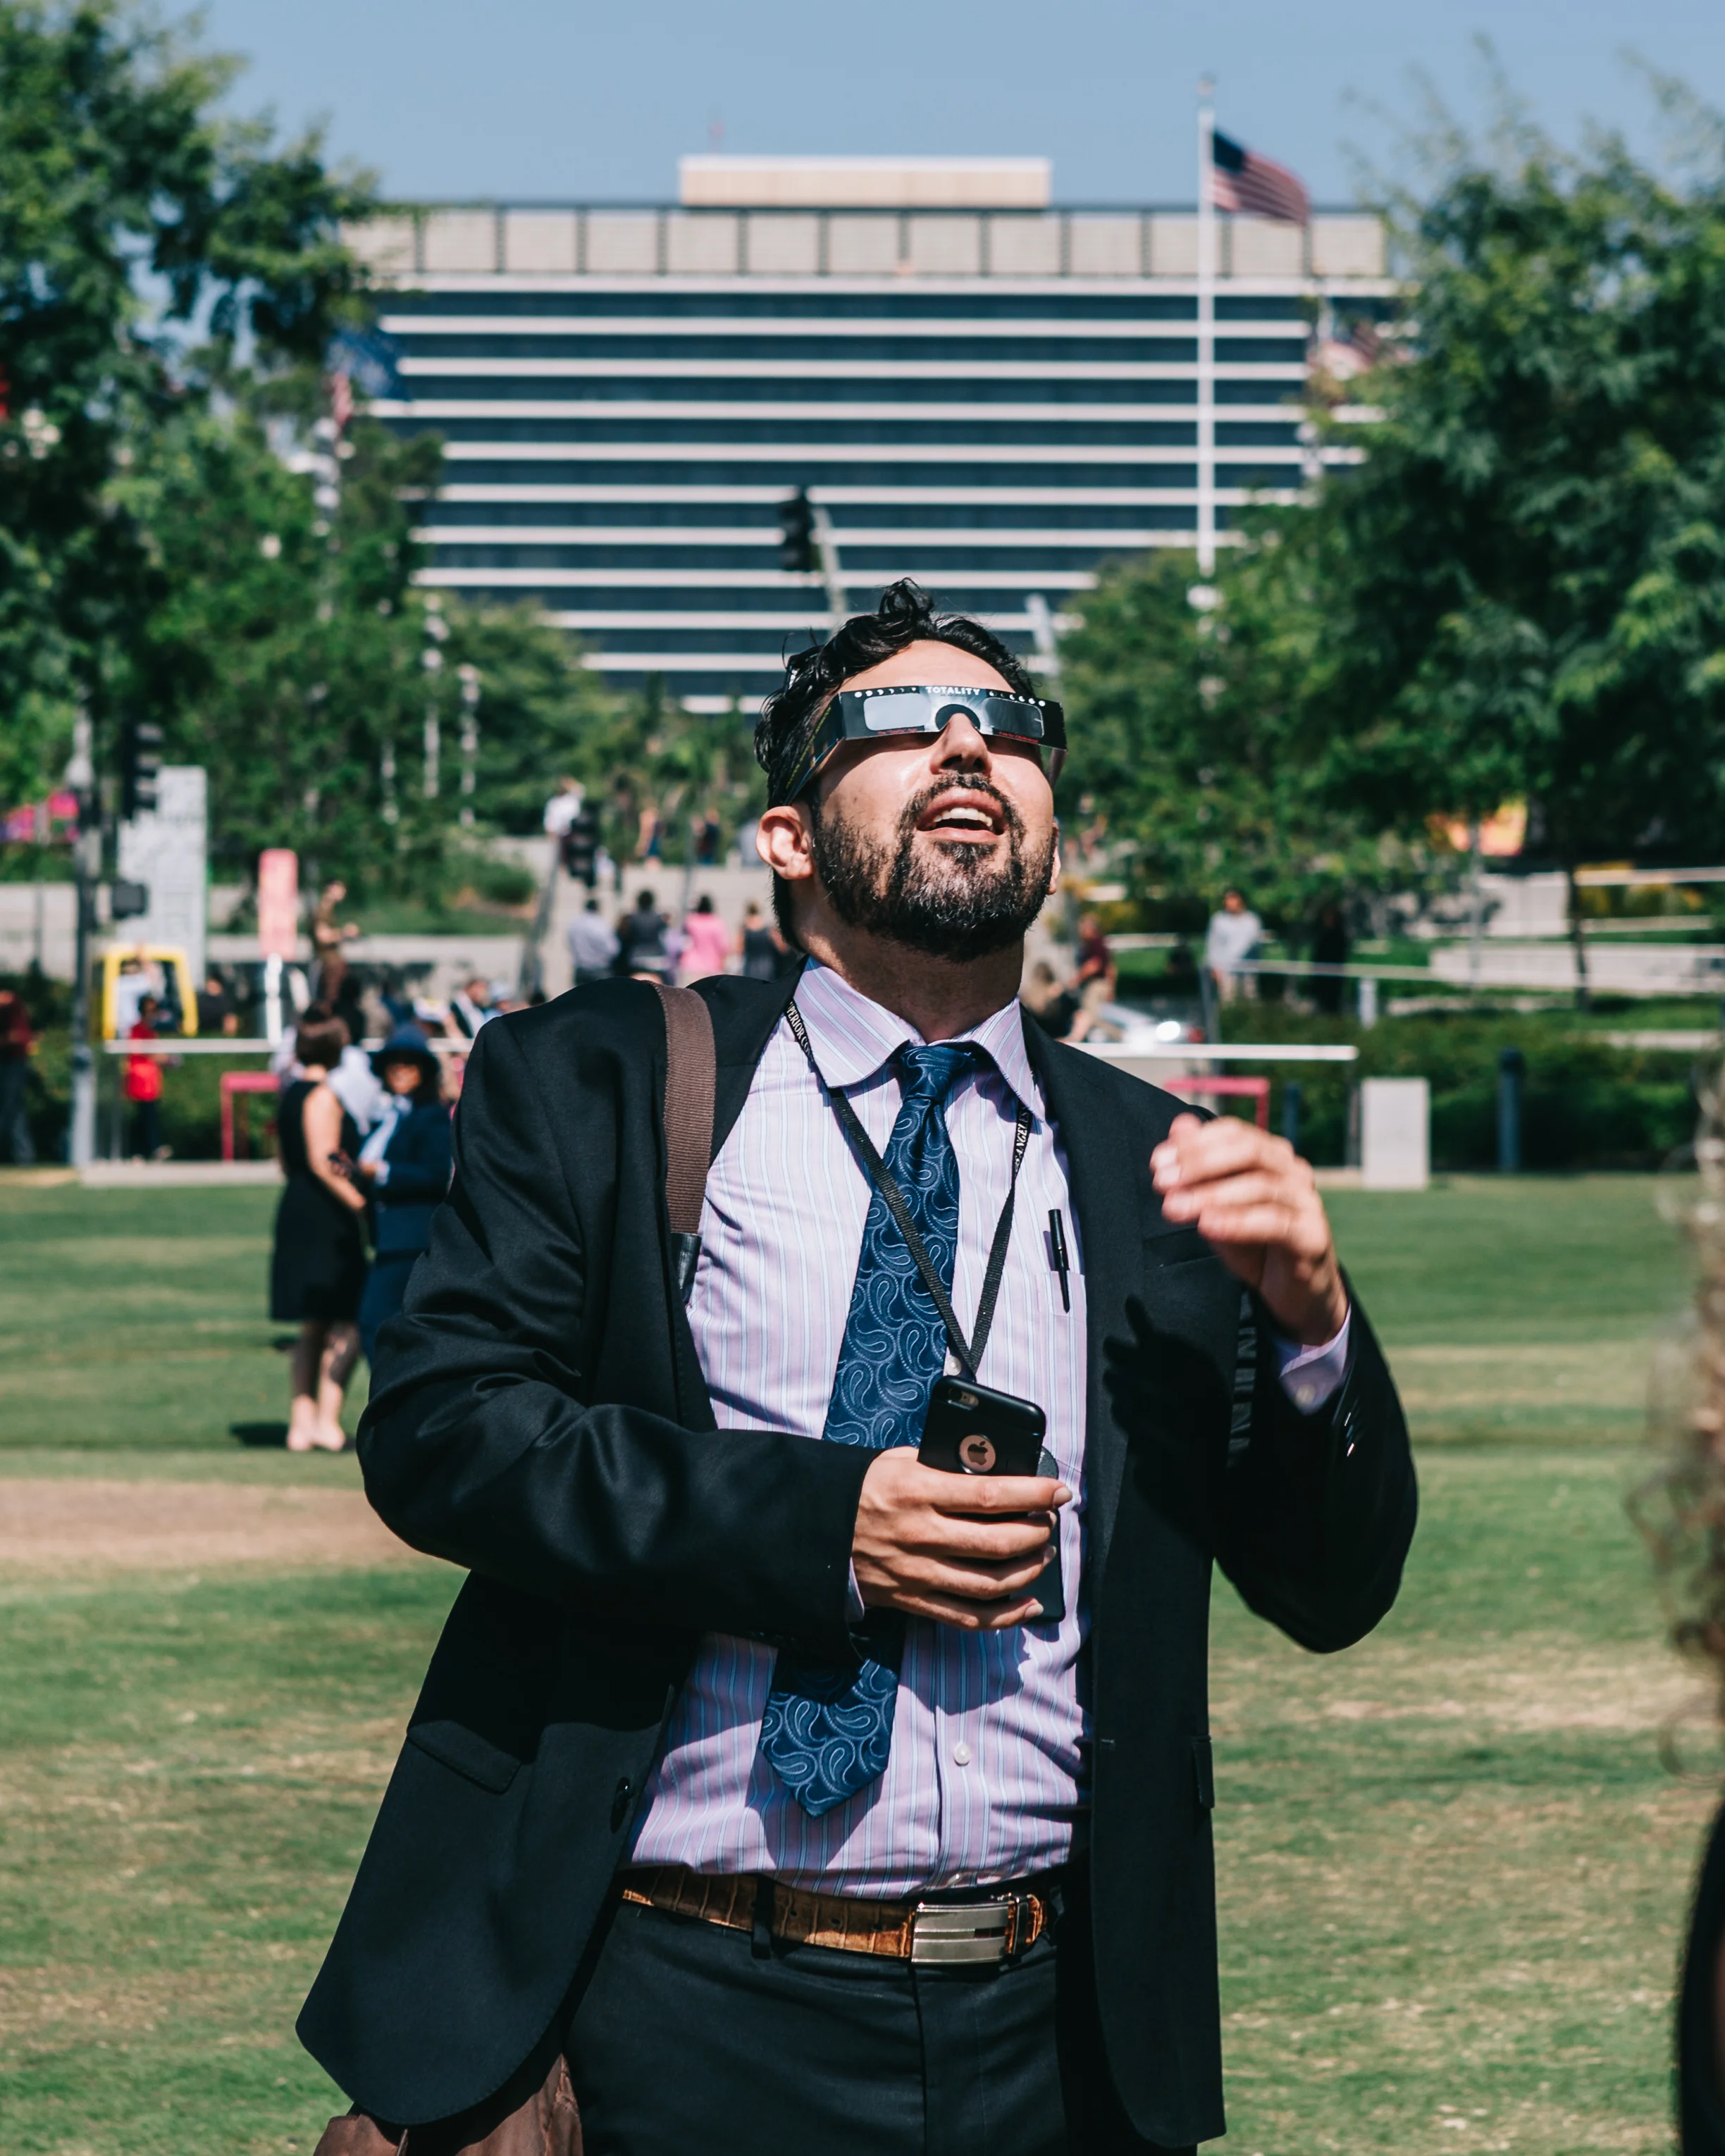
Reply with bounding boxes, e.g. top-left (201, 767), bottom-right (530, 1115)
top-left (758, 1040), bottom-right (983, 1817)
